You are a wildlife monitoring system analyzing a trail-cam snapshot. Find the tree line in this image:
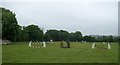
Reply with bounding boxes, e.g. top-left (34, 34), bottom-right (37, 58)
top-left (1, 8), bottom-right (119, 42)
